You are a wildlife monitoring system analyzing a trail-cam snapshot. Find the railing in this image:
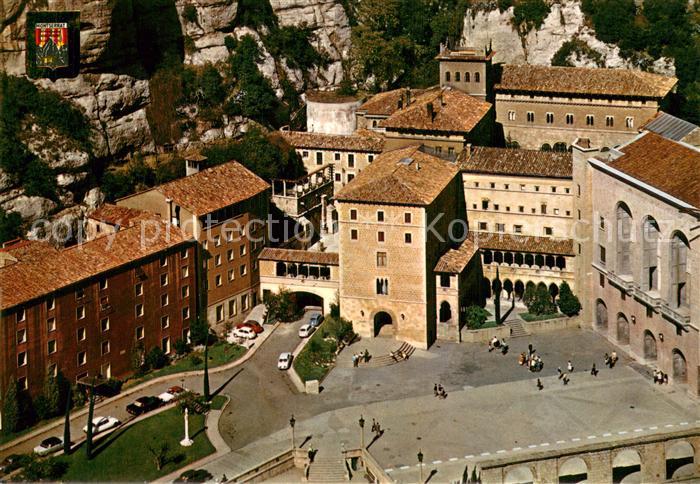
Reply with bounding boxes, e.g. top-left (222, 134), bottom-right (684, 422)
top-left (606, 270), bottom-right (635, 292)
top-left (659, 303), bottom-right (691, 326)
